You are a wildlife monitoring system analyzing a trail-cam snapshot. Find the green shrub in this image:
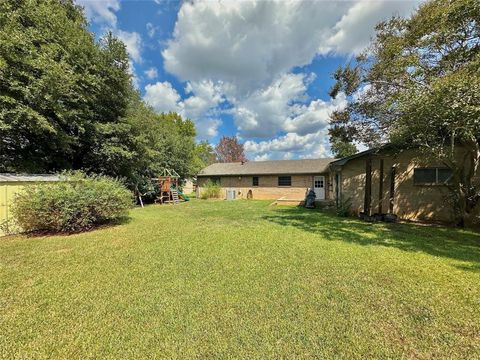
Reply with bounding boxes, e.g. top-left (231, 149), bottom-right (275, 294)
top-left (200, 180), bottom-right (221, 200)
top-left (11, 172), bottom-right (133, 233)
top-left (336, 197), bottom-right (352, 217)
